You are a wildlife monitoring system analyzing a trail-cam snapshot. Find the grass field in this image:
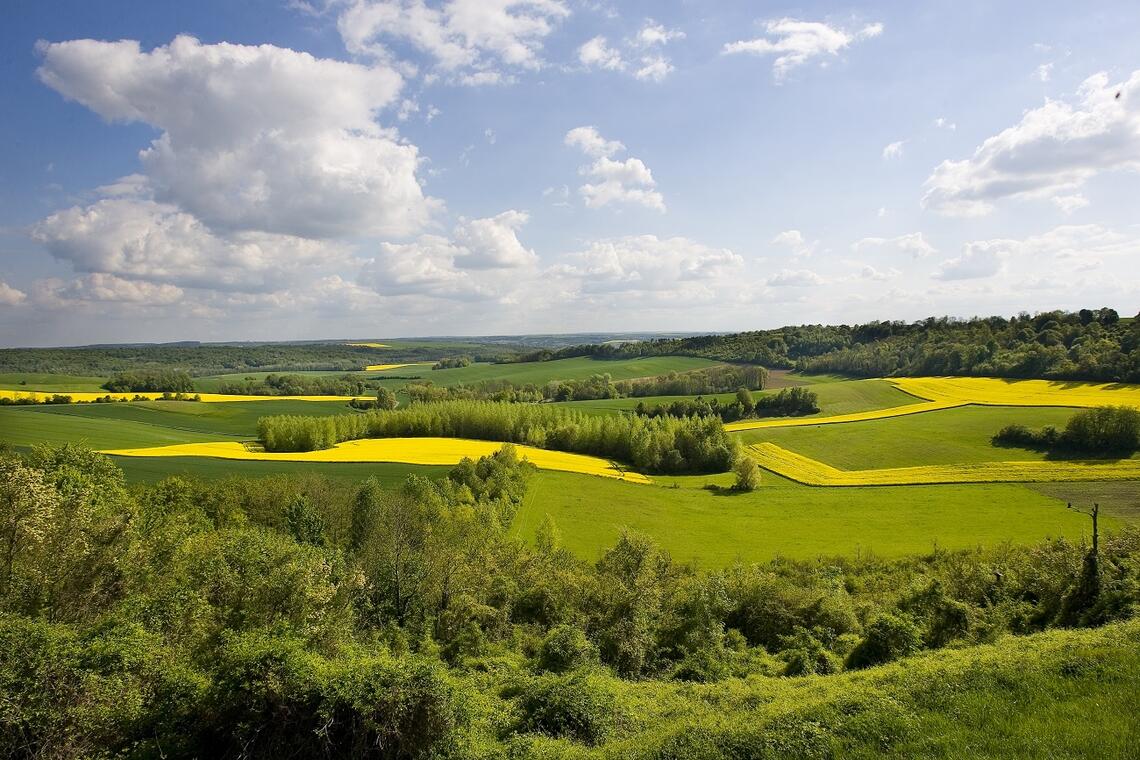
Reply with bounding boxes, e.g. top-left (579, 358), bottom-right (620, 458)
top-left (747, 441), bottom-right (1140, 486)
top-left (737, 405), bottom-right (1110, 469)
top-left (0, 399), bottom-right (356, 447)
top-left (512, 470), bottom-right (1094, 565)
top-left (557, 377), bottom-right (917, 418)
top-left (367, 355), bottom-right (723, 386)
top-left (0, 372), bottom-right (110, 391)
